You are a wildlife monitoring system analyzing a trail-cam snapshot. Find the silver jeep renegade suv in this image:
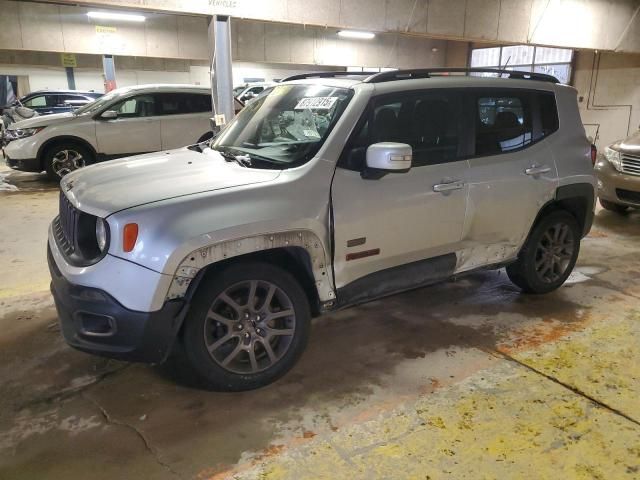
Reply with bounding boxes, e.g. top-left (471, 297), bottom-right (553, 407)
top-left (48, 68), bottom-right (596, 391)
